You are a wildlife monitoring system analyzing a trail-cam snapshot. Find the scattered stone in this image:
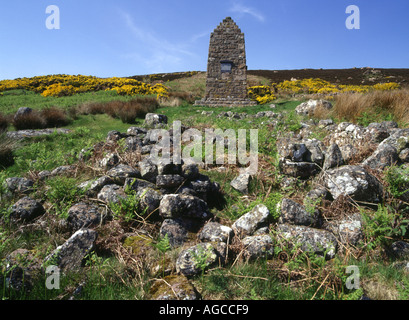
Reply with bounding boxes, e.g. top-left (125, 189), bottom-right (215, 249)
top-left (106, 130), bottom-right (124, 143)
top-left (107, 164), bottom-right (141, 184)
top-left (44, 229), bottom-right (98, 272)
top-left (279, 160), bottom-right (319, 179)
top-left (324, 165), bottom-right (383, 204)
top-left (78, 176), bottom-right (114, 196)
top-left (242, 235), bottom-right (274, 261)
top-left (123, 177), bottom-right (156, 193)
top-left (304, 187), bottom-right (330, 205)
top-left (323, 144), bottom-right (344, 170)
top-left (10, 197), bottom-right (45, 223)
top-left (198, 221), bottom-right (234, 244)
top-left (137, 187), bottom-right (163, 215)
top-left (278, 198), bottom-right (321, 227)
top-left (230, 173), bottom-right (251, 194)
top-left (144, 113), bottom-right (168, 128)
top-left (181, 164), bottom-right (200, 181)
top-left (387, 241), bottom-right (409, 260)
top-left (176, 243), bottom-right (218, 277)
top-left (139, 157), bottom-right (158, 183)
top-left (97, 184), bottom-right (127, 204)
top-left (277, 224), bottom-right (338, 260)
top-left (156, 174), bottom-right (185, 189)
top-left (362, 143), bottom-right (399, 170)
top-left (319, 119), bottom-right (334, 128)
top-left (325, 213), bottom-right (363, 246)
top-left (98, 153), bottom-right (119, 170)
top-left (67, 202), bottom-right (105, 231)
top-left (232, 204), bottom-right (270, 238)
top-left (295, 100), bottom-right (332, 116)
top-left (127, 126), bottom-right (147, 136)
top-left (399, 148), bottom-right (409, 163)
top-left (50, 165), bottom-right (76, 177)
top-left (150, 275), bottom-right (200, 300)
top-left (124, 136), bottom-right (143, 152)
top-left (159, 194), bottom-right (211, 220)
top-left (5, 177), bottom-right (34, 194)
top-left (4, 249), bottom-right (42, 292)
